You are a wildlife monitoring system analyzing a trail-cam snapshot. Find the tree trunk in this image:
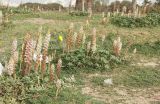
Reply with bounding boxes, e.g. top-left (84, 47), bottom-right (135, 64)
top-left (87, 0), bottom-right (92, 13)
top-left (113, 1), bottom-right (116, 11)
top-left (132, 0), bottom-right (137, 14)
top-left (76, 0), bottom-right (82, 10)
top-left (69, 0), bottom-right (72, 13)
top-left (82, 0), bottom-right (85, 12)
